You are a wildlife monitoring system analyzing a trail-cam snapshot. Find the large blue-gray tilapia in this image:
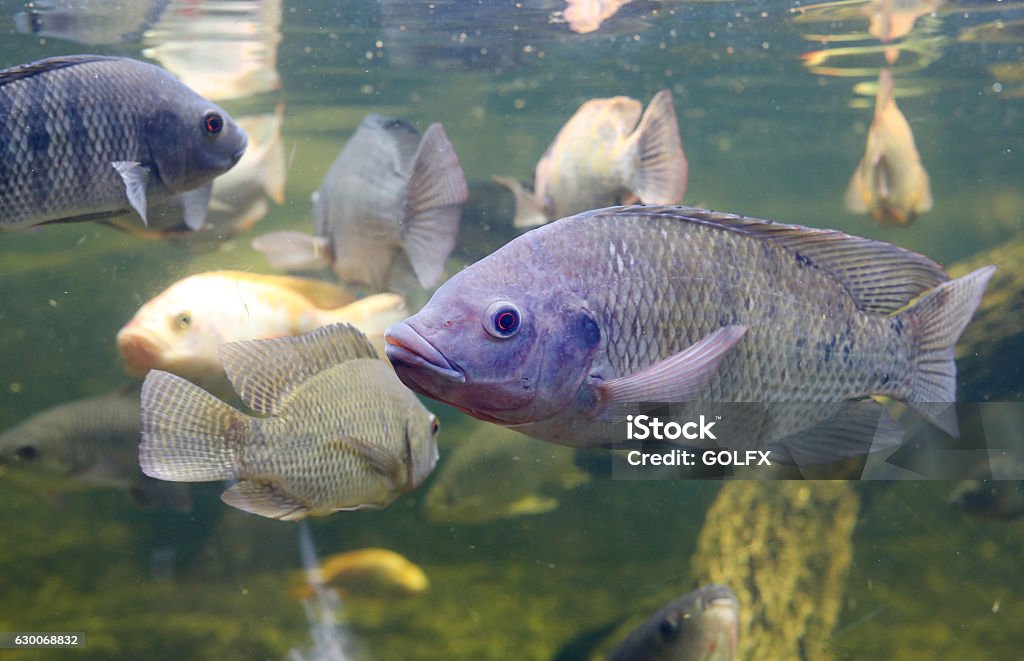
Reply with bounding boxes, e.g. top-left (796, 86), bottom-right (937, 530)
top-left (385, 205), bottom-right (995, 459)
top-left (0, 55), bottom-right (247, 231)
